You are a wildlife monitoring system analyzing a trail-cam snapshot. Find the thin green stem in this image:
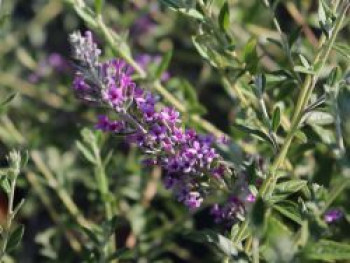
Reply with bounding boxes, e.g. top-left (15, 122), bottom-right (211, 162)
top-left (93, 144), bottom-right (116, 261)
top-left (252, 237), bottom-right (259, 263)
